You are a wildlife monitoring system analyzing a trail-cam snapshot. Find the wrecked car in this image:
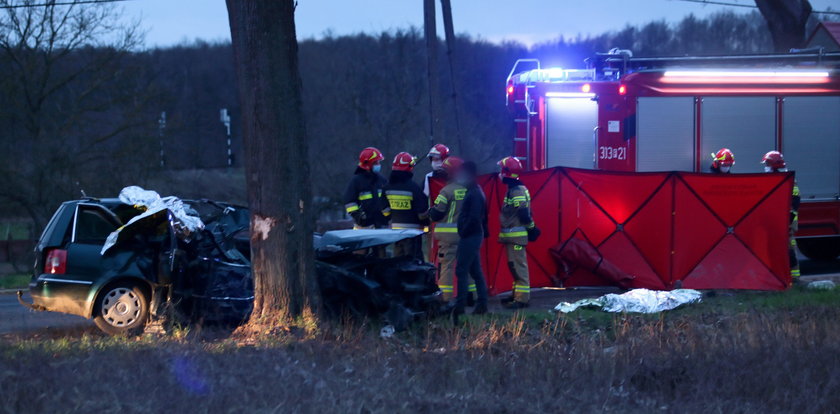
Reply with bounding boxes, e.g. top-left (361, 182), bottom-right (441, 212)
top-left (20, 189), bottom-right (254, 335)
top-left (20, 187), bottom-right (440, 335)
